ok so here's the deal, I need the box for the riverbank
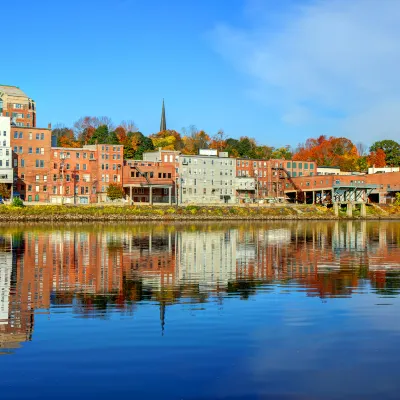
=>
[0,203,400,221]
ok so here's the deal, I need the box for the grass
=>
[0,204,337,221]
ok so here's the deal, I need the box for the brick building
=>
[122,159,175,204]
[236,158,316,202]
[11,126,52,201]
[285,171,400,204]
[0,85,36,128]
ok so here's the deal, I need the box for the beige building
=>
[0,85,36,128]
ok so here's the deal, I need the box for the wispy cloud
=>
[211,0,400,144]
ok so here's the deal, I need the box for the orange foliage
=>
[58,136,81,148]
[367,148,386,167]
[293,135,359,170]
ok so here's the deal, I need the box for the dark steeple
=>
[160,98,166,132]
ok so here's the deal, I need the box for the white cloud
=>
[211,0,400,143]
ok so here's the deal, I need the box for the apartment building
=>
[11,126,52,201]
[0,117,13,191]
[236,158,316,202]
[0,85,36,128]
[178,149,236,204]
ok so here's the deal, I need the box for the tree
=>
[271,146,293,160]
[150,130,183,150]
[356,156,369,172]
[370,140,400,167]
[120,120,138,133]
[0,183,11,199]
[293,135,359,170]
[106,184,125,201]
[181,126,211,154]
[367,148,386,168]
[209,129,227,152]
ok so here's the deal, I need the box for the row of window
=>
[182,168,234,176]
[13,146,45,154]
[13,131,45,140]
[183,179,233,186]
[182,158,234,166]
[182,188,234,195]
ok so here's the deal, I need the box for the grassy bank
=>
[0,203,399,221]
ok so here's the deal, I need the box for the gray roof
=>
[0,85,28,97]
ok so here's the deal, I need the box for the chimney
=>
[48,123,52,129]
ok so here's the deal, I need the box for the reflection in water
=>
[0,221,399,354]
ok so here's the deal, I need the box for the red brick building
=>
[11,126,52,201]
[236,158,316,202]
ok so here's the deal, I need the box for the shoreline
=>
[0,204,399,221]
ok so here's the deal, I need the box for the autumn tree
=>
[293,135,359,170]
[181,126,211,154]
[370,140,400,167]
[0,183,11,199]
[209,129,227,152]
[123,131,154,159]
[106,183,125,201]
[367,148,386,168]
[150,130,183,150]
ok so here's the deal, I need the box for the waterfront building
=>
[11,125,52,202]
[122,159,175,204]
[0,85,36,128]
[0,117,13,194]
[178,149,236,204]
[236,158,316,202]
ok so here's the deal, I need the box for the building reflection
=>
[0,221,400,351]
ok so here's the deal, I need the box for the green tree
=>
[271,146,293,160]
[106,184,125,201]
[88,125,109,145]
[370,140,400,167]
[356,156,369,172]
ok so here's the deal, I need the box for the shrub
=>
[106,184,125,201]
[12,197,24,207]
[394,192,400,206]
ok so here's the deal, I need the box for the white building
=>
[0,117,13,193]
[178,149,237,204]
[368,167,400,174]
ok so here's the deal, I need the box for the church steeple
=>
[160,99,166,132]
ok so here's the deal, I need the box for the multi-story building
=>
[236,158,316,202]
[0,85,36,128]
[178,149,236,204]
[0,117,13,194]
[11,126,52,202]
[122,159,175,204]
[49,146,98,204]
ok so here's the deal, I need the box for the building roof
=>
[0,85,28,98]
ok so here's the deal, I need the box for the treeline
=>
[53,116,400,171]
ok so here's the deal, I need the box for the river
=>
[0,221,399,399]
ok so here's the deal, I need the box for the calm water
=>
[0,221,400,399]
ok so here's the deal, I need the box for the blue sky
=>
[2,0,399,147]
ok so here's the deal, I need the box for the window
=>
[28,185,32,192]
[19,132,23,138]
[76,164,80,170]
[13,132,18,139]
[29,133,32,140]
[83,152,87,159]
[83,164,87,170]
[44,175,47,182]
[29,147,33,154]
[53,174,57,181]
[36,133,40,140]
[13,159,17,167]
[40,133,44,140]
[53,186,57,194]
[304,163,308,169]
[76,152,80,159]
[19,146,22,153]
[41,148,44,155]
[298,163,302,169]
[36,148,40,154]
[35,185,40,192]
[43,185,47,192]
[287,162,291,168]
[36,175,40,182]
[292,162,297,168]
[310,163,314,170]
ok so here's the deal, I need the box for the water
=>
[0,221,400,400]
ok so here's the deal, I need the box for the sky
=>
[2,0,399,148]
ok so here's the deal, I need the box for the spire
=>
[160,98,166,132]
